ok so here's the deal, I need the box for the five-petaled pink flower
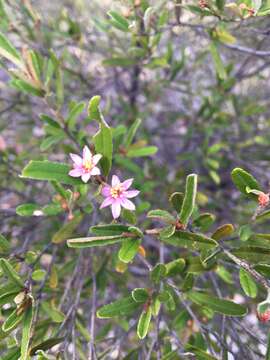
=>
[69,146,102,183]
[100,175,140,219]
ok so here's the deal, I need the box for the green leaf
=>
[127,146,158,158]
[42,204,63,216]
[232,246,270,263]
[52,214,83,244]
[122,208,137,224]
[239,224,252,242]
[256,209,270,223]
[30,338,64,356]
[157,290,171,303]
[0,259,24,288]
[32,269,46,282]
[40,135,64,151]
[88,96,113,175]
[88,95,102,121]
[67,235,131,249]
[160,230,217,250]
[147,209,175,224]
[11,79,45,97]
[182,273,194,292]
[131,288,149,303]
[93,118,113,177]
[186,256,214,274]
[2,347,21,360]
[239,268,258,298]
[42,302,65,323]
[151,296,161,316]
[16,203,40,216]
[124,119,141,147]
[2,308,23,332]
[0,31,22,67]
[231,168,260,199]
[40,114,61,128]
[118,238,140,263]
[150,263,167,283]
[169,192,184,213]
[67,101,85,129]
[179,174,198,225]
[214,28,236,44]
[193,213,216,231]
[21,161,82,185]
[0,234,10,252]
[185,344,218,360]
[20,302,34,360]
[216,265,233,284]
[216,0,225,11]
[137,307,152,339]
[97,295,140,318]
[0,290,20,307]
[90,224,130,236]
[108,10,129,32]
[212,223,234,241]
[128,226,143,238]
[160,225,176,238]
[160,350,179,360]
[165,258,186,277]
[188,291,247,316]
[254,264,270,278]
[209,41,227,80]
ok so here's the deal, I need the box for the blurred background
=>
[1,0,270,358]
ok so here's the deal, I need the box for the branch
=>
[223,43,270,57]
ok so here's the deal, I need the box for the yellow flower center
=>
[110,185,123,199]
[83,159,93,171]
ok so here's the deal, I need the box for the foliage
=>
[1,0,270,358]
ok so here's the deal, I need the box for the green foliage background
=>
[1,0,270,358]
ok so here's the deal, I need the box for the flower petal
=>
[92,154,102,165]
[70,153,83,166]
[83,146,92,161]
[101,185,111,197]
[100,197,114,209]
[112,175,120,187]
[121,178,133,190]
[81,173,91,183]
[69,168,83,177]
[124,190,140,198]
[90,166,101,176]
[111,201,121,219]
[120,198,135,211]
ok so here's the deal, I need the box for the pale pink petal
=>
[124,190,140,198]
[112,175,120,187]
[70,153,83,166]
[101,185,111,197]
[100,197,114,209]
[69,168,83,177]
[111,201,121,219]
[83,146,92,161]
[92,154,102,165]
[90,166,101,176]
[120,198,135,211]
[121,178,133,190]
[81,173,91,183]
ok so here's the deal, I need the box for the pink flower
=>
[100,175,140,219]
[69,146,102,183]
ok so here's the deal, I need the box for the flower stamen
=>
[110,185,123,199]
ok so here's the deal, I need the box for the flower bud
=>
[257,299,270,322]
[258,192,269,207]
